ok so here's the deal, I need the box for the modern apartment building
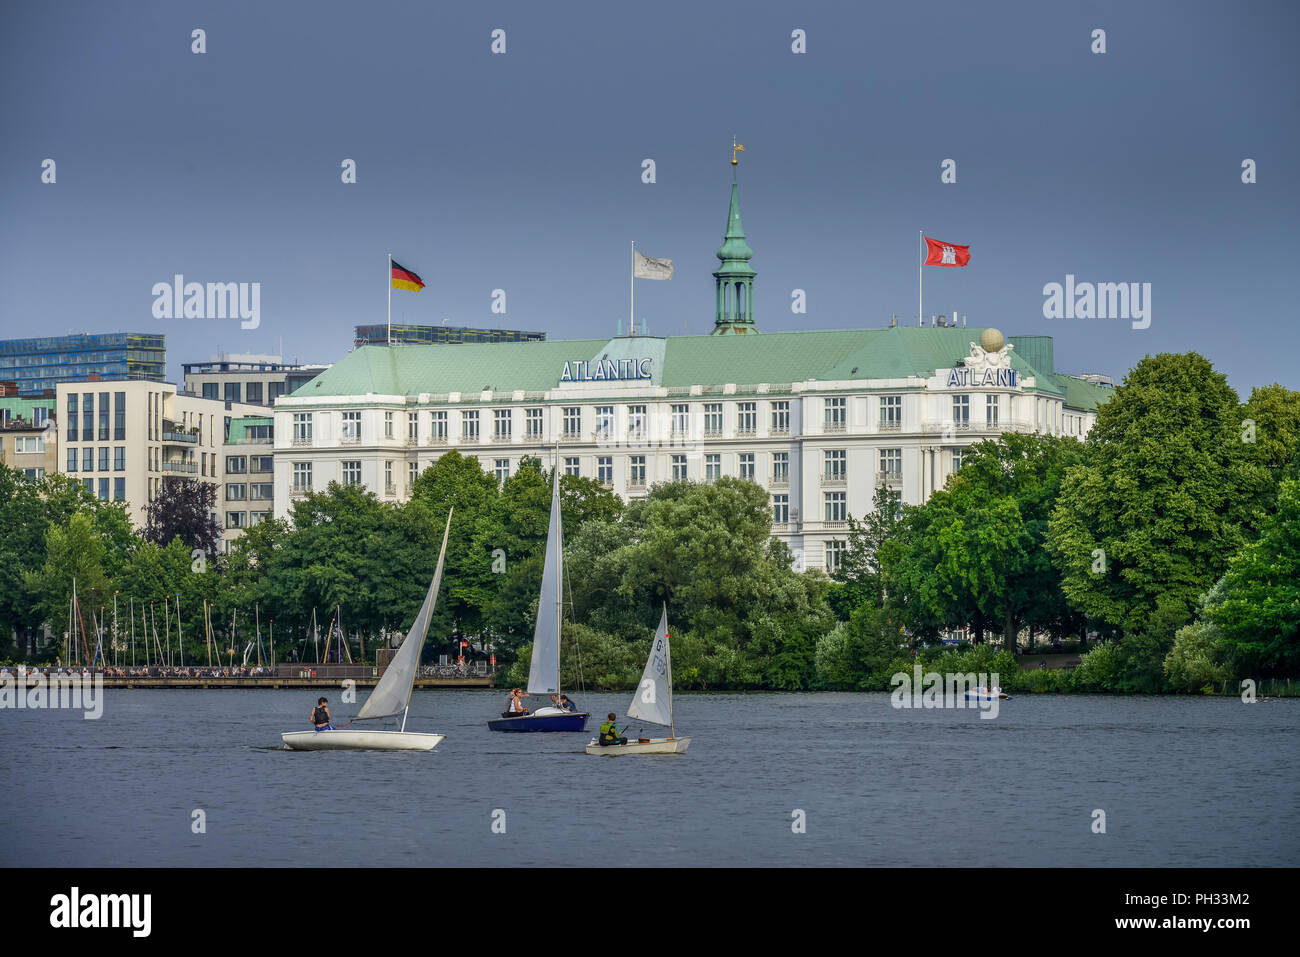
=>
[221,416,274,552]
[182,353,327,408]
[0,333,165,396]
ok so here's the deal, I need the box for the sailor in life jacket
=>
[311,697,334,731]
[599,713,627,746]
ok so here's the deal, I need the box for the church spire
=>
[712,146,757,335]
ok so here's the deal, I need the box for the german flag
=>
[391,260,425,292]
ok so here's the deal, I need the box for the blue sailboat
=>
[488,468,589,733]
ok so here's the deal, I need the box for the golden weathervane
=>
[731,135,745,166]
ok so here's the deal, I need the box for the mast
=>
[113,593,118,667]
[164,596,171,667]
[175,595,184,667]
[130,598,135,667]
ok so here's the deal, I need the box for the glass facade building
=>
[354,323,546,346]
[0,333,166,395]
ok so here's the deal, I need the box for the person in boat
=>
[502,687,531,719]
[598,713,627,747]
[559,694,578,713]
[310,697,334,731]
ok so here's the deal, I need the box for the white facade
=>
[271,361,1100,572]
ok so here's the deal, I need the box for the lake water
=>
[2,689,1296,867]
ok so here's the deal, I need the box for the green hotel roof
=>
[289,326,1114,412]
[226,415,272,444]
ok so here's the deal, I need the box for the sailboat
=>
[586,605,689,755]
[281,509,454,751]
[487,467,589,732]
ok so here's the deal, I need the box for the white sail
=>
[355,508,452,721]
[627,605,672,727]
[527,469,563,695]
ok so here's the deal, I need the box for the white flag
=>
[634,250,673,280]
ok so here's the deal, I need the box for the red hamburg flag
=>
[923,237,971,267]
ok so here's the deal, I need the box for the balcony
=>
[161,460,198,475]
[341,432,362,445]
[428,434,448,446]
[161,430,198,445]
[290,485,313,498]
[824,422,847,434]
[821,474,847,487]
[737,426,757,437]
[771,476,789,488]
[291,436,312,447]
[877,470,903,485]
[879,420,902,432]
[384,483,398,497]
[770,426,790,436]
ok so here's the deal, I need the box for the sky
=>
[1,0,1297,395]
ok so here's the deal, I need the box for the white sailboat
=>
[586,604,690,755]
[281,510,453,751]
[488,466,589,732]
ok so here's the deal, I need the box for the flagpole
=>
[630,241,635,338]
[919,230,923,327]
[387,253,392,346]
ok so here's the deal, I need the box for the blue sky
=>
[2,0,1297,394]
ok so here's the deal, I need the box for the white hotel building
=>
[272,183,1112,571]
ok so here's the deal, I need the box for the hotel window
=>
[671,454,688,481]
[113,478,125,501]
[245,381,263,404]
[771,401,790,434]
[952,448,965,472]
[82,392,93,441]
[408,412,420,443]
[880,448,902,476]
[227,511,247,529]
[227,483,247,501]
[384,461,394,491]
[595,406,615,440]
[384,411,394,438]
[341,411,361,442]
[705,453,721,482]
[249,511,268,526]
[597,456,613,485]
[493,409,512,440]
[226,456,247,473]
[430,411,447,442]
[772,451,789,485]
[772,494,789,525]
[882,488,903,521]
[737,402,757,435]
[739,453,755,481]
[225,382,241,403]
[292,413,312,444]
[564,456,581,477]
[98,478,109,501]
[703,403,723,436]
[99,392,109,440]
[824,492,847,522]
[82,447,94,472]
[67,393,77,441]
[880,395,902,430]
[292,462,312,491]
[952,395,970,428]
[250,455,273,473]
[408,461,419,488]
[525,408,544,439]
[461,410,480,441]
[824,449,846,481]
[341,461,361,486]
[627,405,647,441]
[495,458,511,483]
[67,448,77,472]
[563,407,582,438]
[825,539,847,572]
[825,396,846,432]
[202,383,219,400]
[986,395,999,427]
[114,447,125,471]
[670,404,689,438]
[114,392,126,440]
[250,483,273,501]
[629,455,646,487]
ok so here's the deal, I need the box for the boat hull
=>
[964,692,1011,702]
[281,729,445,751]
[585,736,691,755]
[487,711,589,733]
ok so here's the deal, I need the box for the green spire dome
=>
[712,180,758,334]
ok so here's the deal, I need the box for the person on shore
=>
[310,697,333,731]
[598,713,627,746]
[559,695,578,713]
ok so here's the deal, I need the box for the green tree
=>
[22,512,111,662]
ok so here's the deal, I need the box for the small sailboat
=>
[586,605,689,755]
[281,510,454,751]
[488,467,589,733]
